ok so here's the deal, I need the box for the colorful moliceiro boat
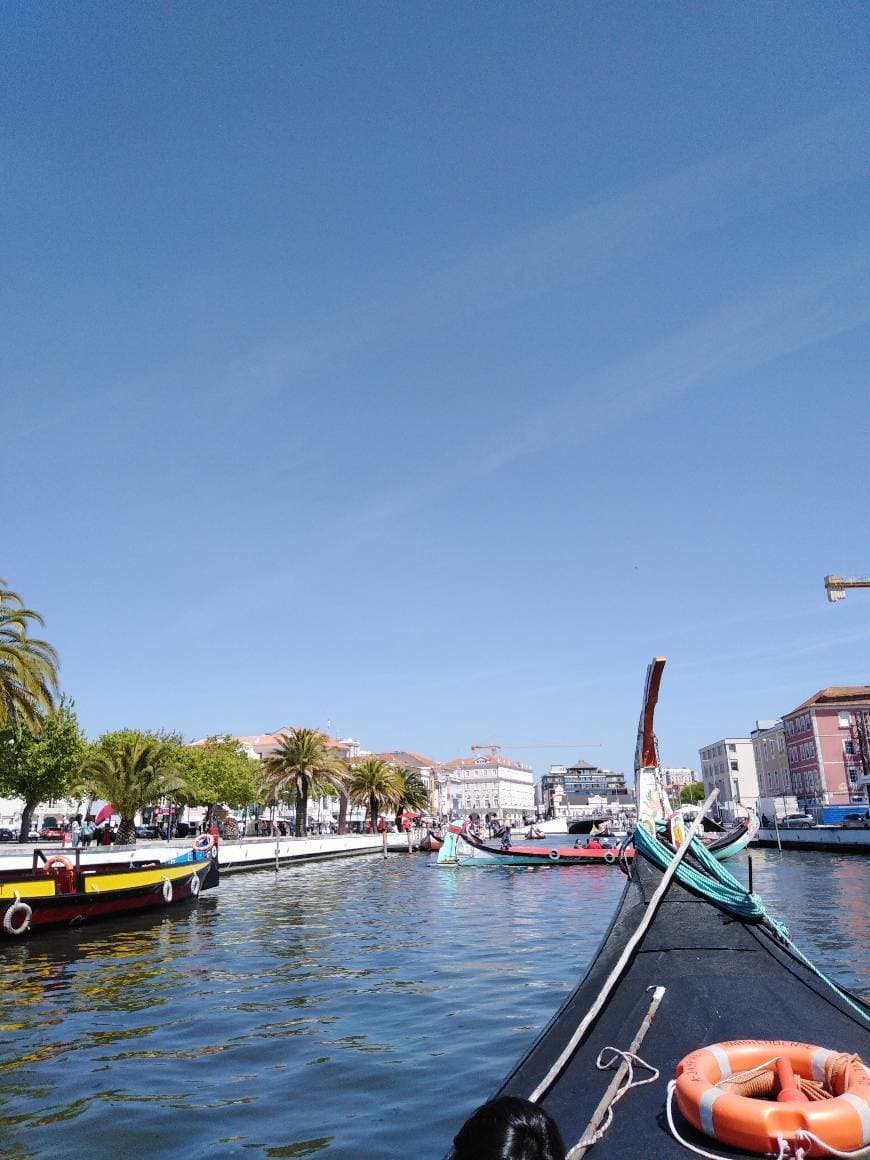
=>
[437,826,634,867]
[0,838,219,937]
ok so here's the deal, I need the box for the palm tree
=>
[393,767,431,826]
[0,581,59,733]
[260,728,347,837]
[346,757,402,833]
[78,737,190,844]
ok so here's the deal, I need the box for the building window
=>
[844,740,855,756]
[730,761,738,771]
[727,744,736,753]
[838,712,850,729]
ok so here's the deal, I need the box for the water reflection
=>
[0,850,866,1158]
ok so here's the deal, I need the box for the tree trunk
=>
[370,793,378,832]
[19,801,37,844]
[295,788,306,837]
[337,790,349,834]
[116,817,137,845]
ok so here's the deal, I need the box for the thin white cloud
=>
[336,250,870,537]
[230,97,870,399]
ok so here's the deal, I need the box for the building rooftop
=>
[786,687,870,715]
[443,755,532,772]
[374,750,439,769]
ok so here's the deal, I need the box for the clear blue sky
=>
[4,2,869,778]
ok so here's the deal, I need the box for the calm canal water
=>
[0,848,867,1159]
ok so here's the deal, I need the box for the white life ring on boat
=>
[604,851,616,863]
[548,849,560,861]
[193,833,215,854]
[162,877,173,903]
[190,872,201,897]
[3,894,32,936]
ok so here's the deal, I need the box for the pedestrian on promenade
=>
[70,815,82,848]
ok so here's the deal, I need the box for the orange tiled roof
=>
[786,686,870,715]
[443,755,530,770]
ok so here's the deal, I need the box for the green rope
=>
[634,825,870,1025]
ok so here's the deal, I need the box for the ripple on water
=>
[0,850,866,1158]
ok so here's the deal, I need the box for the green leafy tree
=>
[392,767,431,823]
[680,781,705,805]
[78,734,191,844]
[0,580,59,732]
[260,728,347,837]
[179,736,260,828]
[0,698,86,841]
[346,757,402,832]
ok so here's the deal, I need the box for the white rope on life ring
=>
[549,849,560,861]
[189,872,201,897]
[162,877,173,903]
[3,892,32,936]
[604,851,616,863]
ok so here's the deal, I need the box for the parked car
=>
[779,813,816,829]
[0,827,15,842]
[135,825,160,840]
[841,810,870,830]
[39,816,67,841]
[27,828,40,842]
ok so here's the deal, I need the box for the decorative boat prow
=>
[635,655,669,837]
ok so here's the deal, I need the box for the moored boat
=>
[446,658,869,1158]
[437,825,633,868]
[0,839,219,937]
[419,829,444,852]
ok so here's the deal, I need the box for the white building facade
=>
[698,737,760,818]
[443,755,535,822]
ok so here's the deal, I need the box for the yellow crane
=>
[824,575,870,602]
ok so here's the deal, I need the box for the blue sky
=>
[3,2,869,777]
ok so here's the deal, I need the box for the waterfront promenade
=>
[754,825,870,854]
[0,830,417,874]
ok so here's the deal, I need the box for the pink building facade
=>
[783,687,870,807]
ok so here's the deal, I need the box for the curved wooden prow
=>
[635,657,666,773]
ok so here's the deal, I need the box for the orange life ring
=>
[44,855,74,875]
[192,833,215,853]
[675,1040,870,1157]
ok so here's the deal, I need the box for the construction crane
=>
[824,575,870,603]
[470,742,601,754]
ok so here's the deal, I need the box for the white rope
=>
[793,1130,870,1158]
[665,1081,747,1160]
[667,1082,870,1160]
[566,1048,659,1157]
[528,790,718,1103]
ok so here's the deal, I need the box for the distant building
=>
[750,720,791,800]
[698,738,759,818]
[661,767,699,791]
[373,751,441,814]
[540,760,631,817]
[782,687,870,806]
[442,754,535,822]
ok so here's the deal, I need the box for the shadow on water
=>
[0,850,865,1158]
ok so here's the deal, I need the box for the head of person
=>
[452,1096,566,1160]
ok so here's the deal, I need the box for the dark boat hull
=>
[567,816,613,835]
[460,854,869,1157]
[0,853,218,936]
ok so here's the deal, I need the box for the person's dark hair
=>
[452,1096,566,1160]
